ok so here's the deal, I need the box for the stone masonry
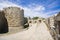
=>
[3,7,24,28]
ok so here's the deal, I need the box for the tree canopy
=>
[32,17,39,20]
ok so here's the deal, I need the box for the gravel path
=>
[0,22,54,40]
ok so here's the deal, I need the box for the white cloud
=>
[0,1,47,18]
[32,6,45,12]
[28,3,45,12]
[0,0,23,10]
[23,6,47,18]
[0,0,59,18]
[23,3,47,18]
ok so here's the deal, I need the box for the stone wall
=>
[45,13,60,40]
[3,7,24,28]
[0,11,8,33]
[55,13,60,40]
[49,16,55,28]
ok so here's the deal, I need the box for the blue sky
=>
[0,0,60,18]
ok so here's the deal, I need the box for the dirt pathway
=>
[0,22,54,40]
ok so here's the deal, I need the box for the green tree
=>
[32,17,39,20]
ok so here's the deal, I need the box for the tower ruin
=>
[3,7,24,29]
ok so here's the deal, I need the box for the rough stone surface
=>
[3,7,24,28]
[45,13,60,40]
[0,11,8,33]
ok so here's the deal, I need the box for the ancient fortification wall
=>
[3,7,24,28]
